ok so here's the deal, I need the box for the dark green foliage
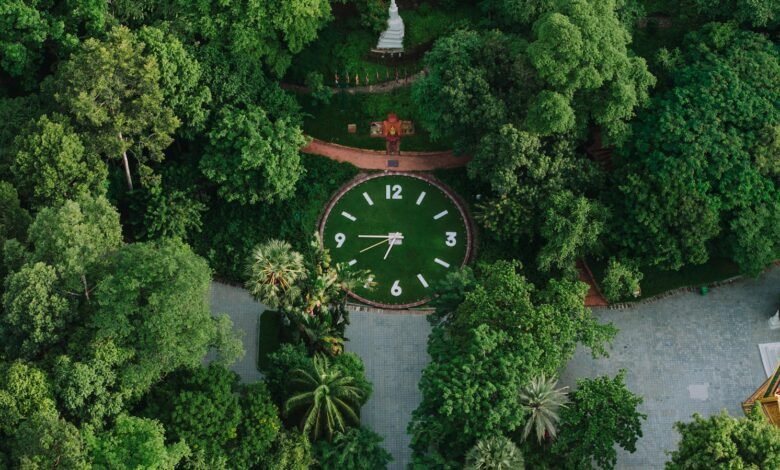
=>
[0,361,57,436]
[690,0,779,27]
[195,154,358,281]
[0,95,44,179]
[409,261,615,464]
[314,427,392,470]
[614,23,780,275]
[552,371,646,469]
[11,410,90,469]
[0,181,31,247]
[667,409,780,469]
[140,364,281,469]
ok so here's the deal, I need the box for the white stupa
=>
[376,0,405,50]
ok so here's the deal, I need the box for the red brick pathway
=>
[302,137,607,307]
[302,138,471,171]
[577,259,609,307]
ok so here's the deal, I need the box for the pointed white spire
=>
[377,0,405,50]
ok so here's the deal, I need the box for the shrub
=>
[601,258,643,302]
[314,427,392,470]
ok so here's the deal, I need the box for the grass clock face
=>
[321,173,471,308]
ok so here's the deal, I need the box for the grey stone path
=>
[210,268,780,470]
[345,311,432,470]
[560,267,780,469]
[209,282,265,383]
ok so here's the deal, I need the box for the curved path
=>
[302,138,470,171]
[283,70,424,95]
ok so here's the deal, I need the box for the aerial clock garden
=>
[0,0,777,468]
[321,173,471,307]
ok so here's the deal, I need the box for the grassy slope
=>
[298,88,447,151]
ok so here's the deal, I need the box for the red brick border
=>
[319,171,476,310]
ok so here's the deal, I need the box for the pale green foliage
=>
[12,114,106,207]
[267,431,314,470]
[519,374,569,443]
[0,361,56,435]
[49,25,179,189]
[245,239,307,309]
[85,414,189,469]
[27,195,122,295]
[667,409,780,469]
[464,435,524,470]
[468,125,541,196]
[537,190,605,273]
[12,410,90,469]
[137,25,211,137]
[1,263,75,359]
[526,90,575,135]
[201,105,306,204]
[601,258,643,302]
[170,0,332,78]
[314,427,392,470]
[285,355,367,441]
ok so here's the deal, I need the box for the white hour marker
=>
[416,192,427,205]
[341,211,356,221]
[417,274,429,288]
[385,184,402,199]
[391,280,402,297]
[348,259,357,266]
[433,210,448,220]
[362,192,374,206]
[434,258,450,268]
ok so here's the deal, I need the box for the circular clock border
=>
[318,171,475,310]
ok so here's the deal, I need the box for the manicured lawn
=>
[322,175,469,306]
[298,88,447,151]
[589,256,741,302]
[257,310,283,371]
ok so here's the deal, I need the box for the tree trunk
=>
[118,132,134,190]
[82,274,90,302]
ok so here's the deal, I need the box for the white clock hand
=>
[360,237,390,253]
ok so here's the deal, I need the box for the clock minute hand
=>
[358,235,391,238]
[359,237,390,253]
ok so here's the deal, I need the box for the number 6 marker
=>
[391,280,402,297]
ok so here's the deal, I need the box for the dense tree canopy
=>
[11,114,107,207]
[614,23,780,275]
[410,261,615,465]
[201,105,307,205]
[48,26,179,190]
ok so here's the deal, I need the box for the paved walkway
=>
[560,267,780,469]
[210,268,779,469]
[345,310,432,469]
[302,138,470,171]
[209,282,265,383]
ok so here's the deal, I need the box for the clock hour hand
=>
[358,235,391,239]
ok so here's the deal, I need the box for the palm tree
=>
[465,436,524,470]
[245,239,306,309]
[518,374,569,443]
[284,355,366,441]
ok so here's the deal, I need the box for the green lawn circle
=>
[320,173,471,308]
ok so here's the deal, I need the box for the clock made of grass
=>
[320,172,473,308]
